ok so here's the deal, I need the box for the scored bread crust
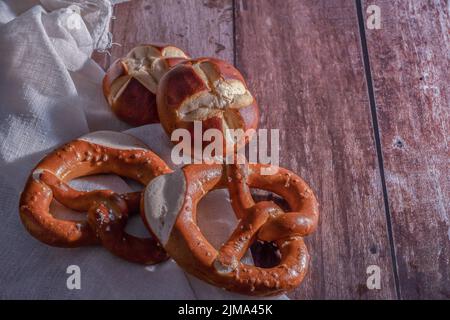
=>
[103,44,189,126]
[157,57,259,157]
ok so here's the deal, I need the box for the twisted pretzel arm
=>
[142,163,319,295]
[20,131,171,265]
[247,165,319,241]
[214,202,270,272]
[39,171,141,215]
[225,162,255,219]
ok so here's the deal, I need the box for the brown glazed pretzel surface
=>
[157,57,259,158]
[142,163,319,296]
[19,131,171,265]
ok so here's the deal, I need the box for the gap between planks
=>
[355,0,401,300]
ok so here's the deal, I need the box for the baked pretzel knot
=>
[142,163,319,296]
[19,131,171,265]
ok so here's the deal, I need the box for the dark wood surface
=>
[93,0,449,299]
[363,0,450,299]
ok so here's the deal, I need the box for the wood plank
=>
[235,0,397,299]
[363,0,450,299]
[93,0,234,70]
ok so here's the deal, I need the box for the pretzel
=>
[141,163,319,295]
[19,131,171,265]
[103,44,189,126]
[157,57,259,158]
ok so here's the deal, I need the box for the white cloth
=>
[0,0,287,299]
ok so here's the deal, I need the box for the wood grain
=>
[92,0,450,299]
[363,0,450,299]
[93,0,234,70]
[235,0,397,299]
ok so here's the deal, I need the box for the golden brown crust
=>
[157,58,260,157]
[19,132,172,264]
[145,163,319,296]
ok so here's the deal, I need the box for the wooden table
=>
[93,0,449,299]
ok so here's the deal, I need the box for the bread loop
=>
[142,162,319,295]
[20,131,171,264]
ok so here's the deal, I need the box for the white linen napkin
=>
[0,0,287,299]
